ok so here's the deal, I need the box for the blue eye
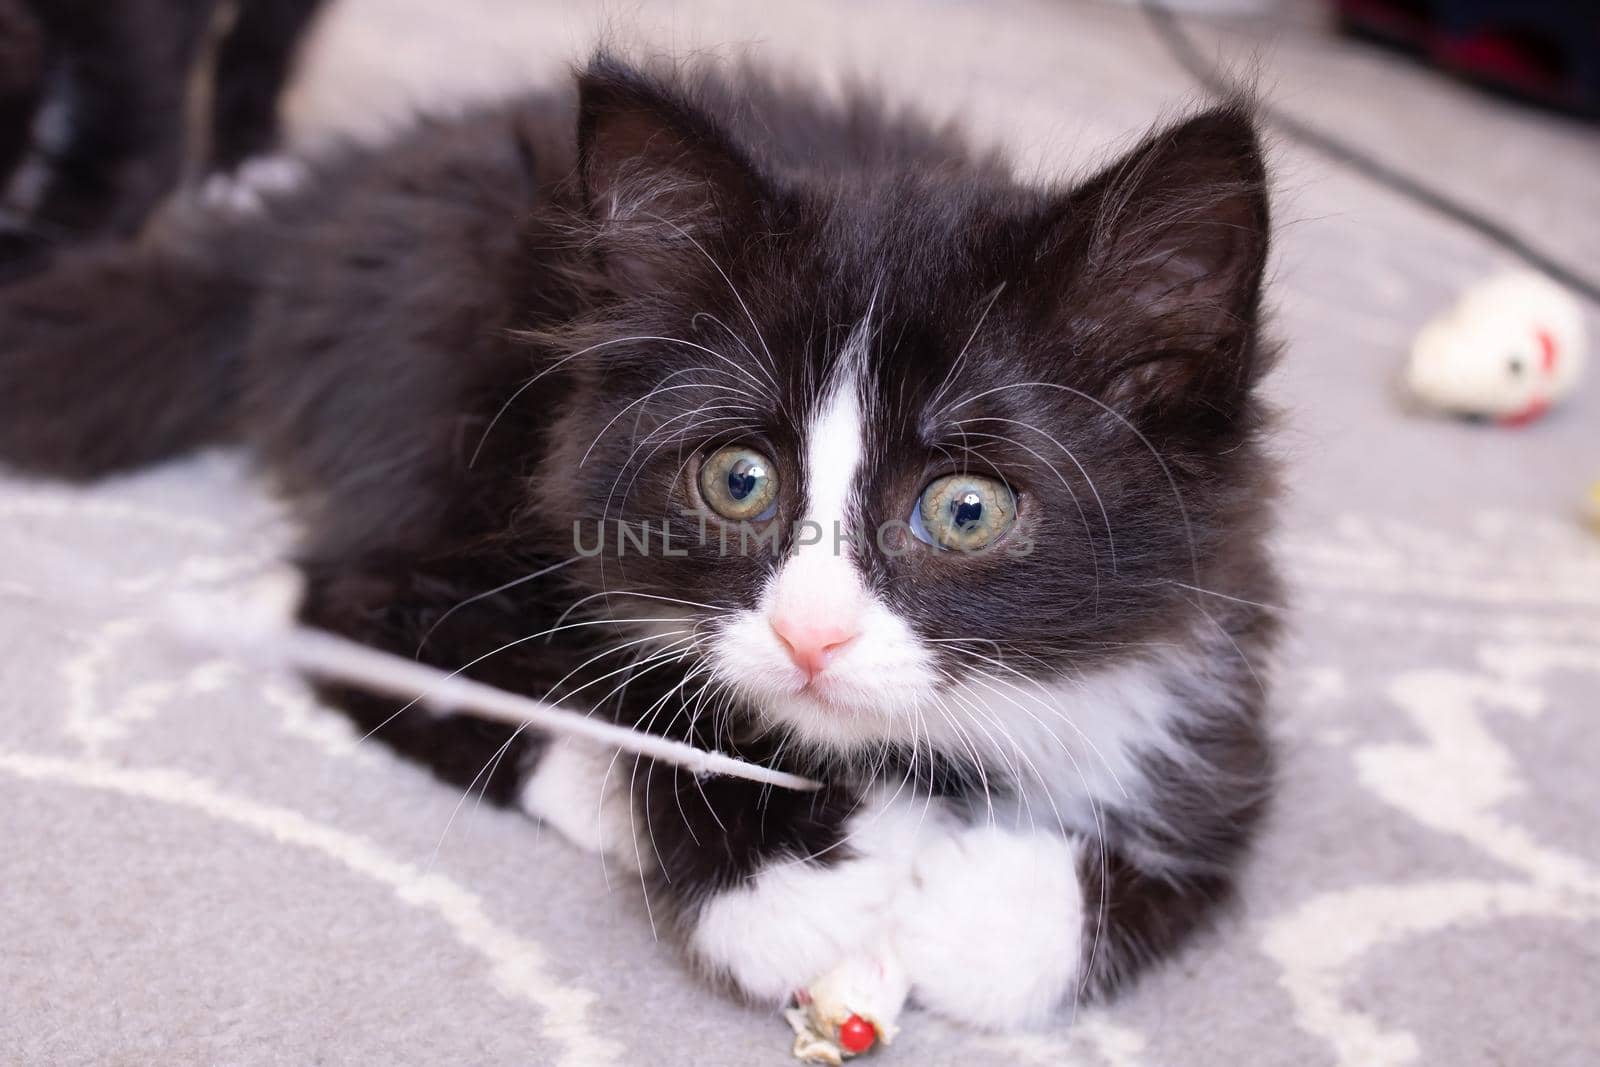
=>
[910,474,1016,551]
[699,446,779,521]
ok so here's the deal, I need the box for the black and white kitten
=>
[0,56,1279,1029]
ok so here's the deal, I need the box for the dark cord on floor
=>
[1139,0,1600,307]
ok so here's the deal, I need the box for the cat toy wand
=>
[159,589,823,793]
[14,527,819,793]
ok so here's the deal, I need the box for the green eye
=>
[911,474,1016,552]
[699,446,779,521]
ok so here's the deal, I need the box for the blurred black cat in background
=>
[0,0,322,279]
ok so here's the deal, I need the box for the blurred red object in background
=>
[1335,0,1599,115]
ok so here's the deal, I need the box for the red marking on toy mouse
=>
[1536,327,1558,374]
[1498,397,1550,427]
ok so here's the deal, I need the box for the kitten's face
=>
[548,65,1272,758]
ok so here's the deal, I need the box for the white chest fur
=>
[930,637,1216,835]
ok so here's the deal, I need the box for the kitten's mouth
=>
[789,677,867,715]
[792,679,836,705]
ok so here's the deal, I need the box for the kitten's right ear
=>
[1027,102,1271,428]
[577,58,764,285]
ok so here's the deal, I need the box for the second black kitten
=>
[0,0,323,279]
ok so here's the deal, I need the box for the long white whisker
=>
[927,282,1006,414]
[947,379,1200,586]
[946,428,1104,608]
[643,212,780,392]
[581,383,759,468]
[945,646,1129,799]
[471,332,773,470]
[355,616,690,745]
[551,588,724,632]
[413,557,582,658]
[541,631,700,706]
[956,415,1118,573]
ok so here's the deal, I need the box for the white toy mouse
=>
[1406,272,1587,425]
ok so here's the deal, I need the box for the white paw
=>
[692,852,902,1005]
[236,155,308,195]
[893,824,1084,1027]
[691,793,930,1004]
[201,155,309,217]
[686,791,1087,1053]
[518,737,643,871]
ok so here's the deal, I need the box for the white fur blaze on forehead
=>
[801,383,864,551]
[764,370,868,623]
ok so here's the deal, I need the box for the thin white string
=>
[7,530,821,793]
[170,604,821,793]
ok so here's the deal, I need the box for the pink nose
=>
[770,614,860,681]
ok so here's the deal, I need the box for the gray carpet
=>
[3,1,1598,1064]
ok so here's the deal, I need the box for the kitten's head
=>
[540,59,1275,763]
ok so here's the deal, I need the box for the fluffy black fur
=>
[0,56,1280,1005]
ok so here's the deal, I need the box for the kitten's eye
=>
[910,474,1016,552]
[699,446,779,521]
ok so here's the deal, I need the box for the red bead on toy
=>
[838,1014,875,1054]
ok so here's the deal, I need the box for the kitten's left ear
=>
[1045,103,1271,418]
[576,58,765,285]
